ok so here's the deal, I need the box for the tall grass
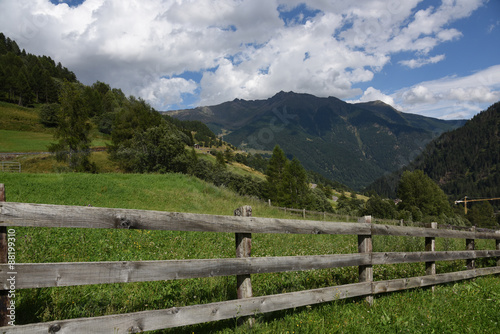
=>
[0,172,498,333]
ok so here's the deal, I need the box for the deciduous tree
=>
[49,81,95,172]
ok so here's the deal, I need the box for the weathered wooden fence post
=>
[0,184,9,326]
[466,226,476,270]
[496,230,500,267]
[358,215,373,305]
[425,222,437,292]
[234,205,254,326]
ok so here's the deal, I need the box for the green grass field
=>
[0,129,54,152]
[1,172,499,333]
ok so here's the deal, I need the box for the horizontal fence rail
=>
[0,195,499,333]
[1,202,499,239]
[1,250,499,290]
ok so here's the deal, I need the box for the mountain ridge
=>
[165,91,466,189]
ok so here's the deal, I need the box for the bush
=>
[39,103,60,127]
[114,124,192,173]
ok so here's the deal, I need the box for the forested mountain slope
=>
[168,91,465,189]
[367,102,500,202]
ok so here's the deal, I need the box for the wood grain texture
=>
[371,250,500,265]
[2,202,499,239]
[373,267,500,294]
[2,266,499,334]
[1,250,498,289]
[0,254,371,289]
[0,282,372,333]
[0,202,369,235]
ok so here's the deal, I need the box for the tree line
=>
[0,32,77,106]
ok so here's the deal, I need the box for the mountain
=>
[166,91,465,189]
[367,101,500,201]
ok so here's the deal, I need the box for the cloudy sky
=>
[1,0,499,119]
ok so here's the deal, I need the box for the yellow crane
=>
[454,196,500,214]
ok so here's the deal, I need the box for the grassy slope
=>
[0,102,108,153]
[1,172,499,333]
[0,101,49,133]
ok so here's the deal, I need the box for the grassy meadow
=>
[0,102,498,333]
[1,172,499,333]
[0,130,54,153]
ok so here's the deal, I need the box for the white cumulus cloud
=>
[399,54,446,69]
[0,0,494,117]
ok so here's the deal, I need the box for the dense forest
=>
[367,103,499,201]
[0,32,77,106]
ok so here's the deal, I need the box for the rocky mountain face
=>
[167,91,465,189]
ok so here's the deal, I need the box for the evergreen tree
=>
[265,145,288,204]
[282,157,308,207]
[15,66,32,106]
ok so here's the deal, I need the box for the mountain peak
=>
[271,90,296,100]
[167,92,465,189]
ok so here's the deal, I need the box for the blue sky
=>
[1,0,499,119]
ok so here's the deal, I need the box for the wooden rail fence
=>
[0,185,499,333]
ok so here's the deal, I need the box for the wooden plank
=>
[371,224,500,240]
[0,254,371,289]
[497,232,500,266]
[466,226,475,270]
[3,266,499,334]
[425,222,437,278]
[357,216,373,305]
[372,250,500,265]
[0,282,373,334]
[373,267,500,294]
[0,202,370,235]
[234,205,254,326]
[1,250,496,290]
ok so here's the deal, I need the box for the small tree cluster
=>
[265,145,333,212]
